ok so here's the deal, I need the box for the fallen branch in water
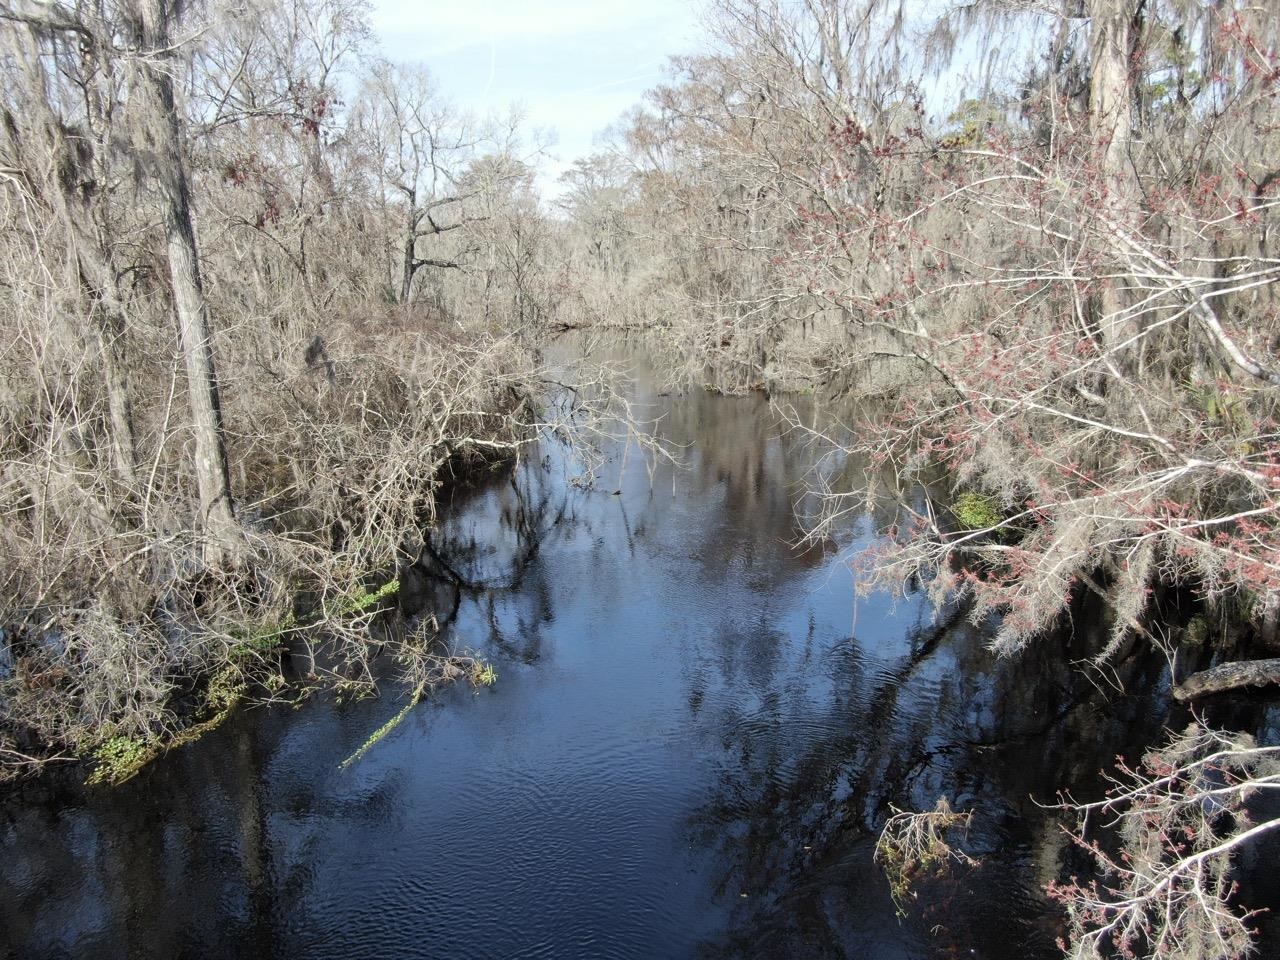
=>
[338,656,497,770]
[874,797,976,915]
[339,681,428,771]
[1173,659,1280,701]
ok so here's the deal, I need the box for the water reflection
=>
[0,358,1223,960]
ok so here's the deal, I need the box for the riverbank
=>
[0,319,543,784]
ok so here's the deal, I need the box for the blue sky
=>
[370,0,702,192]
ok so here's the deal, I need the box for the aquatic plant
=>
[950,492,1002,532]
[339,656,497,769]
[874,797,976,917]
[87,735,154,786]
[339,682,428,770]
[332,579,400,618]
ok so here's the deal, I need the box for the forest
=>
[2,1,1279,958]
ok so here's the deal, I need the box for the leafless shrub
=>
[1051,724,1280,960]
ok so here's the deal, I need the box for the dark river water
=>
[4,359,1268,959]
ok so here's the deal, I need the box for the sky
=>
[369,0,704,194]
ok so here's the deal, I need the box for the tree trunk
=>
[133,0,242,567]
[1173,659,1280,701]
[400,197,417,303]
[1089,0,1133,192]
[1261,592,1280,651]
[1089,0,1138,359]
[3,28,139,488]
[87,274,140,489]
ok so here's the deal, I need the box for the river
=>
[2,356,1268,959]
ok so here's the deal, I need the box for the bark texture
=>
[133,0,241,565]
[1173,659,1280,701]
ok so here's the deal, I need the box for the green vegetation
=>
[228,612,297,662]
[339,682,428,770]
[339,657,497,769]
[87,735,156,786]
[951,492,1003,531]
[333,579,401,618]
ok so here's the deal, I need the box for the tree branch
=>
[1174,659,1280,701]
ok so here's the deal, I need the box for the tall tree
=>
[131,0,242,566]
[1089,0,1141,357]
[357,61,481,304]
[0,4,139,487]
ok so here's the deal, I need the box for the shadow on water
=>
[2,353,1271,960]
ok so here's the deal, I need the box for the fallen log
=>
[1173,658,1280,701]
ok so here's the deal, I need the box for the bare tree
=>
[132,0,242,566]
[356,60,483,304]
[1,0,242,564]
[0,6,138,487]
